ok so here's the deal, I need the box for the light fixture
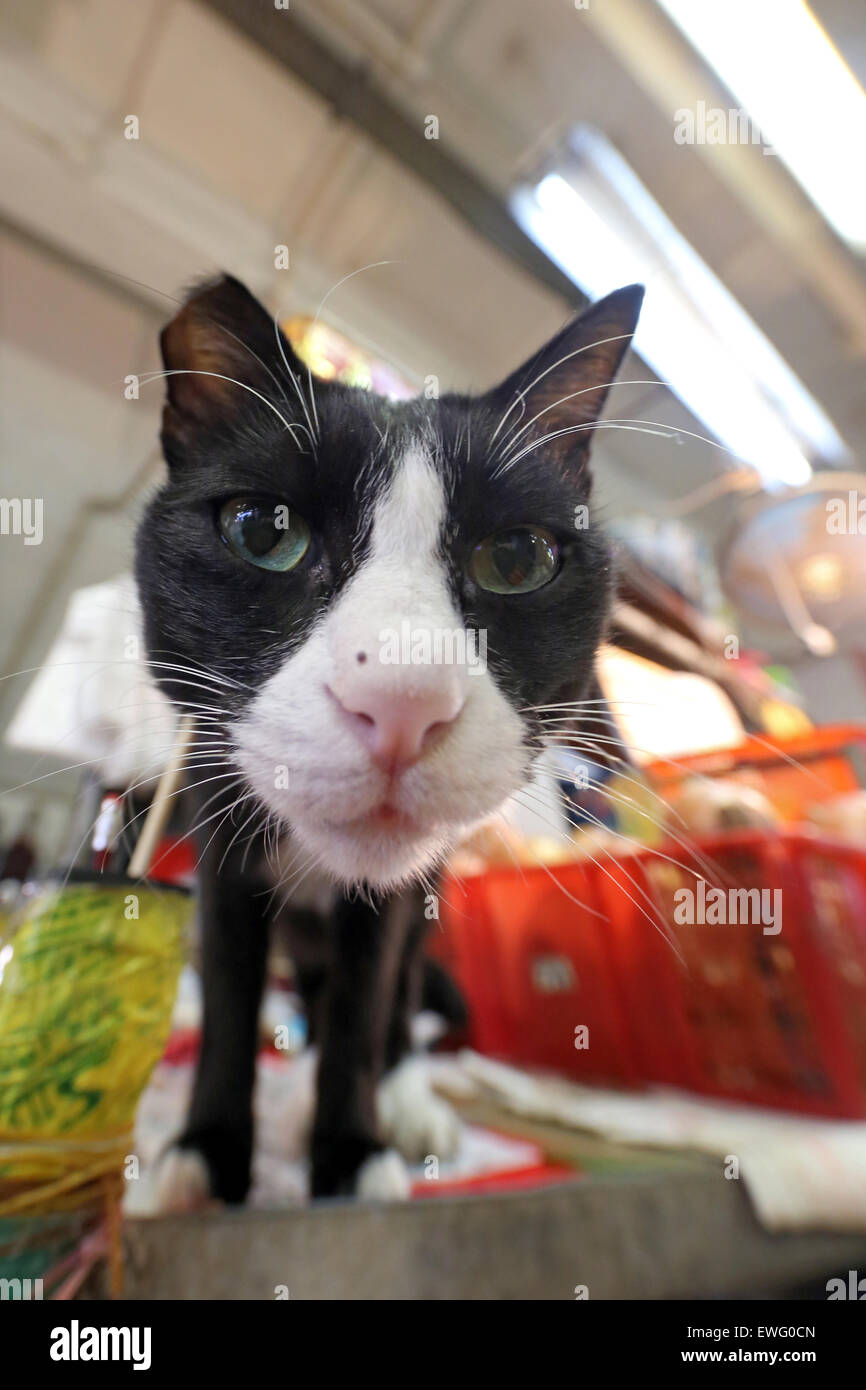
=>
[656,0,866,253]
[797,552,846,602]
[719,475,866,659]
[511,127,848,490]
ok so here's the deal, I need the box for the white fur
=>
[377,1055,461,1164]
[354,1148,412,1201]
[148,1147,211,1214]
[233,444,528,889]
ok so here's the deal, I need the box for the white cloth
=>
[457,1050,866,1234]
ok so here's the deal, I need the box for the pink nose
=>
[329,677,464,773]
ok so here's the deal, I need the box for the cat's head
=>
[135,275,642,890]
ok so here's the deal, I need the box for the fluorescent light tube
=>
[512,128,848,489]
[657,0,866,252]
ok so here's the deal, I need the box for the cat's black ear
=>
[486,284,644,466]
[159,274,308,443]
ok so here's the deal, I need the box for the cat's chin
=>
[286,815,453,892]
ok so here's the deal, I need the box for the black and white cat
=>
[135,274,643,1204]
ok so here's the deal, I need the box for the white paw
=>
[377,1055,461,1165]
[355,1148,411,1201]
[149,1147,212,1214]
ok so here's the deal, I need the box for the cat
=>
[134,273,643,1203]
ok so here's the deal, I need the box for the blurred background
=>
[1,0,866,1301]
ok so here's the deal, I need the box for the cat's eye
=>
[219,497,311,572]
[470,526,560,594]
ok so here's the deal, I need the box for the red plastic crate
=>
[436,829,866,1118]
[646,723,866,824]
[603,830,866,1116]
[434,858,641,1086]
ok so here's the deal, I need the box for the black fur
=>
[134,274,643,1200]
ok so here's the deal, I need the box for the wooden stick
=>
[126,714,196,880]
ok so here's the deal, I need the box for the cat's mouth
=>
[325,801,419,834]
[369,802,411,827]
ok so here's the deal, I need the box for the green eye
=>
[219,497,311,572]
[470,527,560,594]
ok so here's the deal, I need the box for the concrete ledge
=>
[115,1171,866,1300]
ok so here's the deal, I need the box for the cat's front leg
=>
[152,823,270,1212]
[310,892,411,1200]
[375,893,462,1166]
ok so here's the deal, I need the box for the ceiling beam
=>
[202,0,586,311]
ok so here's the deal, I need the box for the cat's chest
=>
[257,828,340,916]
